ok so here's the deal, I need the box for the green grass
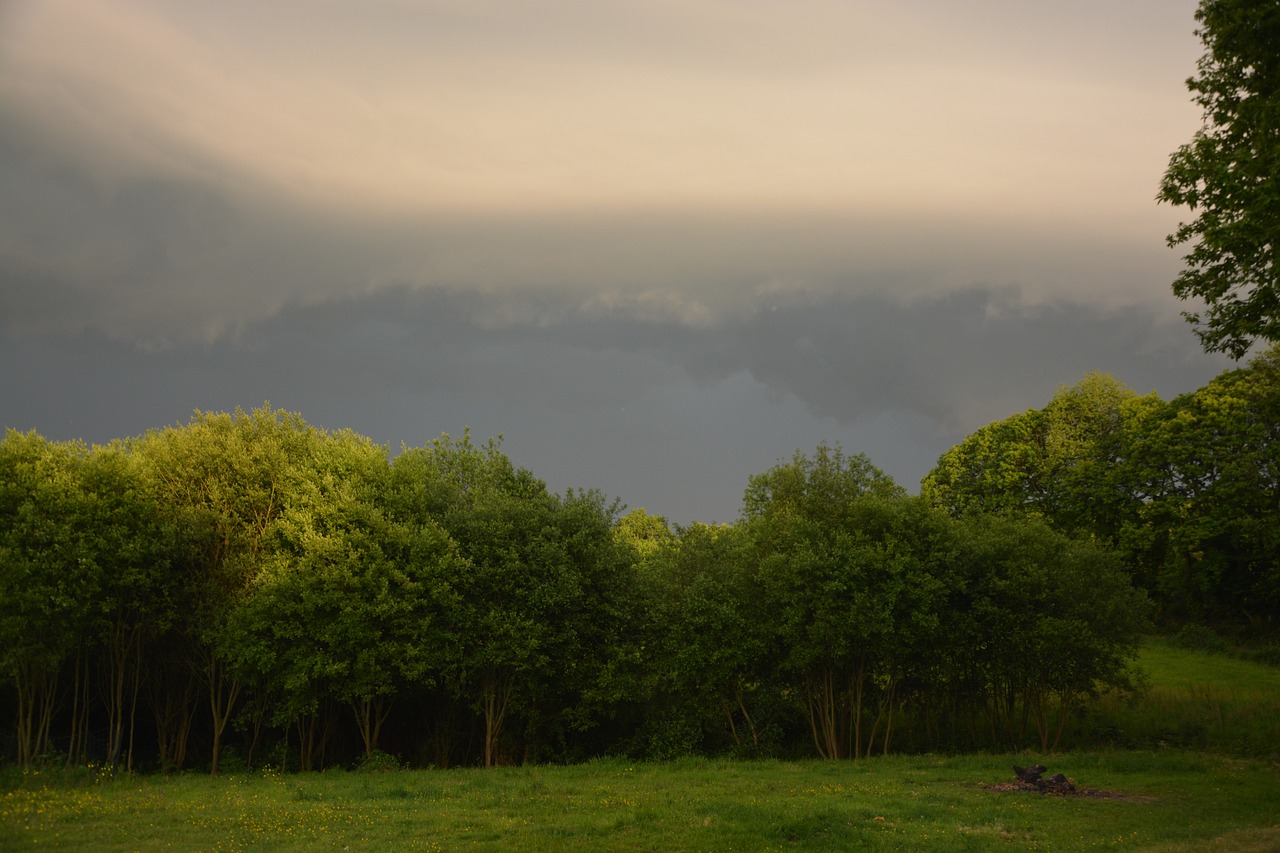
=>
[2,752,1277,851]
[1139,641,1280,694]
[1084,640,1280,757]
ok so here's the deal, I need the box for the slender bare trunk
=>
[244,692,269,771]
[803,688,829,760]
[296,708,337,771]
[850,654,868,759]
[66,648,90,767]
[871,676,898,757]
[298,714,319,771]
[354,696,394,757]
[482,677,511,768]
[152,663,197,772]
[881,691,897,757]
[106,622,147,772]
[14,662,59,767]
[1050,692,1077,752]
[206,654,242,775]
[804,667,851,759]
[126,642,143,772]
[723,700,740,747]
[735,686,761,756]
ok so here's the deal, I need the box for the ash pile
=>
[1011,764,1076,795]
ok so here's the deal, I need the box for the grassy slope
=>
[1138,641,1280,694]
[1083,641,1280,757]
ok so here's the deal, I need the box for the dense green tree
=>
[391,434,631,766]
[541,488,645,754]
[744,444,1150,758]
[391,434,543,766]
[135,405,324,774]
[613,508,675,566]
[743,443,905,522]
[77,444,181,771]
[1158,0,1280,357]
[226,430,462,765]
[922,373,1153,537]
[1121,347,1280,627]
[849,497,956,757]
[1,434,185,769]
[744,445,922,759]
[0,432,92,766]
[951,515,1151,751]
[924,358,1280,635]
[634,521,780,759]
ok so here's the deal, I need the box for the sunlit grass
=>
[2,751,1277,851]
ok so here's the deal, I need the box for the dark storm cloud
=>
[201,283,1227,435]
[1,281,1228,524]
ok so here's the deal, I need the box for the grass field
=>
[2,751,1277,851]
[2,642,1278,851]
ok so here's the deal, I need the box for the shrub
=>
[1168,623,1231,654]
[354,750,401,773]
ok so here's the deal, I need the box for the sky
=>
[0,0,1238,524]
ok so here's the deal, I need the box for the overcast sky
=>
[1,0,1236,523]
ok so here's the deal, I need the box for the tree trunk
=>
[298,714,319,772]
[126,646,143,772]
[65,647,90,767]
[723,700,741,748]
[850,655,868,759]
[205,654,242,775]
[14,662,59,767]
[104,620,143,771]
[151,663,197,773]
[244,691,271,771]
[862,663,901,758]
[481,676,511,768]
[804,667,854,760]
[354,695,394,757]
[297,704,338,771]
[735,686,761,757]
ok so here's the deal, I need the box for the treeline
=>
[923,345,1280,634]
[3,348,1276,772]
[2,409,1151,772]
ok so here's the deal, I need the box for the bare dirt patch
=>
[982,780,1154,802]
[982,765,1155,801]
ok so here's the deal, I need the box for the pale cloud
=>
[2,0,1201,217]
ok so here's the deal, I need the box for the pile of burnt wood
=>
[1012,764,1076,794]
